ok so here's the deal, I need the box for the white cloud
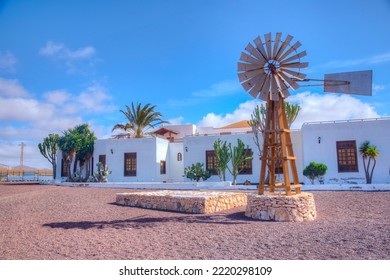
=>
[39,41,97,73]
[39,41,65,56]
[67,46,95,59]
[167,116,184,125]
[317,50,390,69]
[0,78,115,141]
[44,90,72,105]
[44,85,116,114]
[77,84,115,112]
[0,97,55,122]
[371,52,390,64]
[0,51,17,73]
[40,41,96,60]
[0,78,116,168]
[372,84,386,92]
[197,99,260,127]
[197,92,380,129]
[0,77,29,97]
[287,92,380,128]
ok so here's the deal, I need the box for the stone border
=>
[245,192,317,222]
[116,190,247,214]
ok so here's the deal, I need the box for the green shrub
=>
[184,163,211,182]
[303,162,328,184]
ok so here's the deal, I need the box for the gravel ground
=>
[0,184,389,260]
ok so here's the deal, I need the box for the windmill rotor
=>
[238,32,308,101]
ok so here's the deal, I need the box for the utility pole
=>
[19,142,26,176]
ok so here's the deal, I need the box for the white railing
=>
[302,117,390,126]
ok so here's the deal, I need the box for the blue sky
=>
[1,0,390,168]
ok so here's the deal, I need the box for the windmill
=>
[238,32,372,196]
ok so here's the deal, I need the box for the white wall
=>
[292,130,304,182]
[183,133,260,184]
[94,137,169,182]
[183,131,304,185]
[167,142,184,182]
[301,118,390,184]
[156,137,169,182]
[56,118,390,184]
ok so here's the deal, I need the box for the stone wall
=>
[116,190,247,214]
[245,192,316,222]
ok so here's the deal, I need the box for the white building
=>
[56,117,390,184]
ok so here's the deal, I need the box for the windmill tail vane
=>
[238,32,308,102]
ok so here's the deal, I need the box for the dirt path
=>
[1,184,389,260]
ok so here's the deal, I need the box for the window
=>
[99,154,106,168]
[239,149,253,175]
[336,141,358,172]
[206,150,218,175]
[124,153,137,176]
[177,152,182,161]
[160,160,166,174]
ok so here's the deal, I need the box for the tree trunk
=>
[368,158,376,184]
[52,163,56,180]
[67,160,72,181]
[362,157,369,184]
[85,158,90,181]
[73,158,78,176]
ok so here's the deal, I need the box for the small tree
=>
[213,139,231,181]
[248,102,301,157]
[248,104,267,158]
[58,124,96,181]
[303,162,328,184]
[184,163,211,182]
[227,139,253,185]
[359,141,379,184]
[38,133,60,179]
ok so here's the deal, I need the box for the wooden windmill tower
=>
[238,32,372,196]
[238,32,306,196]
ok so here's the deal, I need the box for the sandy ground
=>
[0,184,389,260]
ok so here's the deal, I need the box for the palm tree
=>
[359,141,379,184]
[112,102,168,138]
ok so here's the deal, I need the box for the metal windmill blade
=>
[237,32,308,101]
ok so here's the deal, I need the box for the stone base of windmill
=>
[245,192,317,222]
